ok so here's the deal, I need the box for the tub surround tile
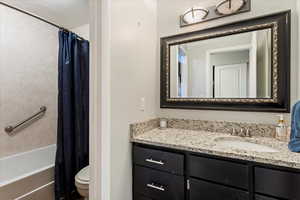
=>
[0,5,58,158]
[130,119,300,169]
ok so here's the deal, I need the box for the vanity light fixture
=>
[181,7,209,24]
[216,0,247,15]
[180,0,250,27]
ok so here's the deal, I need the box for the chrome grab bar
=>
[145,158,164,165]
[4,106,47,134]
[146,183,165,192]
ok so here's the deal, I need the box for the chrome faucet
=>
[231,128,238,136]
[231,127,251,137]
[239,128,251,137]
[245,128,251,137]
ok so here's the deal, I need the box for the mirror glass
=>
[170,28,272,99]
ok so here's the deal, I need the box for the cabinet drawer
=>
[134,166,184,200]
[255,167,300,199]
[189,155,249,189]
[255,194,280,200]
[189,178,249,200]
[133,146,184,175]
[134,194,154,200]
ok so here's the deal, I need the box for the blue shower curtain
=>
[55,30,89,200]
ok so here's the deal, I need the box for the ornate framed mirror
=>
[161,11,290,112]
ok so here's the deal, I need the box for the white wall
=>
[72,24,90,40]
[298,0,300,100]
[157,0,299,124]
[110,0,157,200]
[1,0,89,29]
[0,5,58,158]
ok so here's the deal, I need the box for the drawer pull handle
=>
[145,158,164,165]
[146,183,165,191]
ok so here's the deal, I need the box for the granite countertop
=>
[131,128,300,169]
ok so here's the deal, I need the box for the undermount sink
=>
[214,137,279,153]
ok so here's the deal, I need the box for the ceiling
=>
[0,0,89,29]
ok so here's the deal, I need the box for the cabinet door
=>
[135,194,154,200]
[189,155,248,189]
[255,167,300,199]
[189,178,249,200]
[255,194,280,200]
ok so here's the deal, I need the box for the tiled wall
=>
[0,5,58,158]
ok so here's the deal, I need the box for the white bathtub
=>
[0,145,56,200]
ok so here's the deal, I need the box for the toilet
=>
[75,166,89,200]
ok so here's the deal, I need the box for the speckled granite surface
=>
[130,118,277,138]
[130,118,159,137]
[167,118,276,138]
[131,128,300,170]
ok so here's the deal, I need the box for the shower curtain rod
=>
[0,2,86,40]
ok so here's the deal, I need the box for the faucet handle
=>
[232,128,237,136]
[245,128,251,137]
[240,128,244,136]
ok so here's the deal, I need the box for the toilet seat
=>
[75,166,89,185]
[75,165,90,199]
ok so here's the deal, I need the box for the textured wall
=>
[0,5,58,158]
[157,0,298,124]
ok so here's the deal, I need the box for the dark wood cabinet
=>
[134,195,154,200]
[189,178,249,200]
[133,146,184,175]
[134,166,184,200]
[255,167,300,200]
[189,155,249,189]
[133,143,300,200]
[255,194,280,200]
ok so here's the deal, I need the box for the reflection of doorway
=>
[206,44,256,98]
[213,63,248,98]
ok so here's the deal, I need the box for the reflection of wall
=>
[256,30,271,98]
[186,46,207,97]
[72,24,90,40]
[211,51,249,66]
[170,46,179,97]
[0,5,58,158]
[158,0,298,123]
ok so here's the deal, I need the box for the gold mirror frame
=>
[164,23,278,104]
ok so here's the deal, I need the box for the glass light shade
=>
[216,0,246,15]
[182,7,209,24]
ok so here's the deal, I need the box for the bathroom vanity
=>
[133,143,300,200]
[131,120,300,200]
[132,8,297,200]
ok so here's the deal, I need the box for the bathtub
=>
[0,145,56,200]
